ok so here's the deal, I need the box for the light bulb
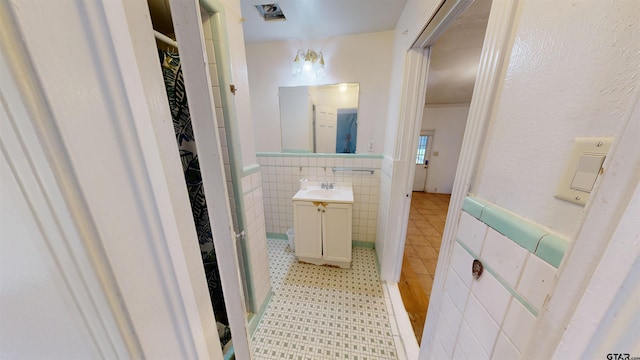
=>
[303,60,312,72]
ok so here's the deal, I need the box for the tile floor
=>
[399,192,451,343]
[252,239,399,360]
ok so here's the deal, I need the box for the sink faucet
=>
[321,182,335,189]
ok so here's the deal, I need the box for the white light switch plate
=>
[555,137,612,206]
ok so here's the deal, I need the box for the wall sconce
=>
[291,49,325,78]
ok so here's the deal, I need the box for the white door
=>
[314,105,338,153]
[412,131,433,191]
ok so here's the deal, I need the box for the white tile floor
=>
[252,239,399,360]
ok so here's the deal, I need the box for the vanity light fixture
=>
[291,49,325,78]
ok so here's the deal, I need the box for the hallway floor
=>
[399,192,451,344]
[252,239,399,360]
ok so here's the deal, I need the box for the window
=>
[415,135,429,165]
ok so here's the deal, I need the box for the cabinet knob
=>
[322,210,325,213]
[317,208,321,212]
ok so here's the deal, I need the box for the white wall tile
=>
[437,314,458,358]
[463,294,500,355]
[451,243,474,287]
[444,271,470,313]
[457,320,489,360]
[480,228,528,288]
[430,337,449,360]
[471,272,512,325]
[502,298,537,353]
[516,254,556,311]
[441,292,463,334]
[491,332,521,360]
[457,212,488,256]
[453,346,468,360]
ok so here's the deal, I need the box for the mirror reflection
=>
[279,83,359,153]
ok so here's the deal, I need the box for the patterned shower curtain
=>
[159,50,230,329]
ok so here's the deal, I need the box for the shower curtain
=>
[159,50,231,345]
[336,110,357,153]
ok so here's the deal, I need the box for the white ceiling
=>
[148,0,490,105]
[239,0,491,105]
[425,0,492,104]
[240,0,407,44]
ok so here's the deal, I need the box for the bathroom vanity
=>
[292,184,353,268]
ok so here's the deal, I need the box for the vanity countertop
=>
[292,183,354,204]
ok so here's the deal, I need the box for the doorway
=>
[412,131,434,192]
[396,0,493,345]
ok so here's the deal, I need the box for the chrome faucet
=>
[321,181,335,189]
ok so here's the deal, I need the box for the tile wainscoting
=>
[257,153,383,245]
[429,197,569,360]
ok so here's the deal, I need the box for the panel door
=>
[322,203,352,264]
[293,201,322,259]
[314,105,337,153]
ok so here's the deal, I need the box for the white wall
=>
[471,0,640,238]
[427,0,640,358]
[216,0,258,168]
[421,104,469,193]
[246,31,394,154]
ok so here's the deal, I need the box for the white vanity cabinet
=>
[292,187,353,268]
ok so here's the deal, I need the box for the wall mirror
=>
[279,83,359,153]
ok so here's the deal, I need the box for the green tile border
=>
[242,163,260,177]
[479,206,546,253]
[462,197,485,219]
[535,234,569,268]
[455,238,539,317]
[268,234,374,249]
[353,240,375,248]
[247,290,273,337]
[267,232,287,240]
[257,152,384,159]
[463,196,568,268]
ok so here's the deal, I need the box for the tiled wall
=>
[241,171,271,311]
[375,157,393,261]
[429,197,568,360]
[201,10,238,231]
[202,12,270,312]
[257,153,382,244]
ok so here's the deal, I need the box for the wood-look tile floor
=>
[398,192,451,344]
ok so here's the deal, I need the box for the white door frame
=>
[167,0,253,358]
[1,0,220,358]
[393,0,640,357]
[2,0,253,358]
[385,0,521,355]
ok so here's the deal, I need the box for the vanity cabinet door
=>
[293,201,322,259]
[322,203,352,265]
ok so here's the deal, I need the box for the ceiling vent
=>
[255,3,286,21]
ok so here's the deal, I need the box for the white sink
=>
[293,185,354,203]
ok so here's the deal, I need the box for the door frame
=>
[386,0,521,354]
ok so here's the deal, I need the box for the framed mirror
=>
[279,83,359,153]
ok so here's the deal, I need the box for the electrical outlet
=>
[368,141,374,152]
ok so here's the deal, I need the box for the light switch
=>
[555,137,612,206]
[570,154,605,192]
